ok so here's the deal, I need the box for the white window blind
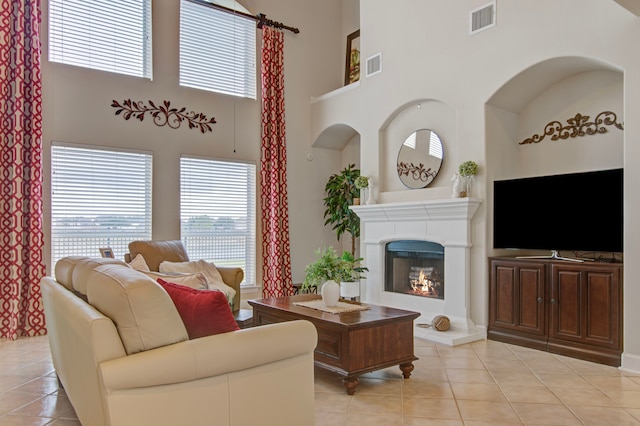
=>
[179,0,257,99]
[48,0,152,79]
[180,156,256,285]
[51,144,152,266]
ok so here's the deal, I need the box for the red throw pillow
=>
[157,278,240,339]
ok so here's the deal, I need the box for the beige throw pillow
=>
[129,253,151,272]
[141,271,208,290]
[159,259,236,303]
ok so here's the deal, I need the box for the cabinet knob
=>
[551,299,557,304]
[537,297,543,303]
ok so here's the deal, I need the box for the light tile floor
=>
[314,338,640,426]
[1,335,640,425]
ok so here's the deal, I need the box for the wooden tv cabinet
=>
[488,257,623,366]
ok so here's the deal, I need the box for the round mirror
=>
[397,129,444,189]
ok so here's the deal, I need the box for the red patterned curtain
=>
[0,0,46,339]
[260,27,293,297]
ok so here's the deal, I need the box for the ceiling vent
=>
[470,1,496,34]
[366,52,382,78]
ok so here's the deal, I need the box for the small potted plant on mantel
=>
[454,160,478,198]
[354,175,369,205]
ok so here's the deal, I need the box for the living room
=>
[2,0,640,423]
[40,0,640,370]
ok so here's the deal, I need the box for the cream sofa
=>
[41,256,317,426]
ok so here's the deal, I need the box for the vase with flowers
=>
[354,175,369,205]
[454,160,478,198]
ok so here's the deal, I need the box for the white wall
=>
[310,0,640,370]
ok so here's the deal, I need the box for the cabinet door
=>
[549,264,621,350]
[489,260,545,336]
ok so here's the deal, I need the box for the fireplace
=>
[351,198,484,346]
[385,240,445,300]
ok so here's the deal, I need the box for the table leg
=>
[343,377,360,395]
[399,362,414,379]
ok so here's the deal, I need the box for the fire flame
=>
[410,270,438,297]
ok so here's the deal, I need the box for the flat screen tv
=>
[493,168,623,255]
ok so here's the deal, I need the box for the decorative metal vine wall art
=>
[397,162,437,183]
[519,111,623,145]
[111,99,217,134]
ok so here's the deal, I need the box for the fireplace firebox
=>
[385,240,445,300]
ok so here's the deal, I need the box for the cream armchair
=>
[125,239,243,311]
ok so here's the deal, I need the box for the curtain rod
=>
[187,0,300,34]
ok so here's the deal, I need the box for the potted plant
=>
[338,251,368,299]
[302,247,369,305]
[354,175,369,205]
[301,247,343,306]
[323,164,361,255]
[455,160,478,197]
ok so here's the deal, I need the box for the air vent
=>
[470,1,496,34]
[366,52,382,78]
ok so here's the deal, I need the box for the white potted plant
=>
[338,251,368,299]
[354,175,369,205]
[302,247,369,305]
[302,247,343,306]
[454,160,478,198]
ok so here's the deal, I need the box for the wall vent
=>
[366,52,382,78]
[470,2,496,34]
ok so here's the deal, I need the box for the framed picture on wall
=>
[344,30,361,85]
[99,247,115,258]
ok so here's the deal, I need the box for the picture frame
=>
[344,30,361,86]
[99,247,115,258]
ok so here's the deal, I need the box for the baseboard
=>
[621,352,640,374]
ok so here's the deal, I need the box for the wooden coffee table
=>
[248,294,420,394]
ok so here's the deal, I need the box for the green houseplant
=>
[302,246,343,292]
[338,251,368,299]
[323,164,361,255]
[338,251,368,282]
[302,247,368,292]
[301,246,343,306]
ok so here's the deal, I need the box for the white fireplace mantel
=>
[351,198,481,223]
[351,198,484,346]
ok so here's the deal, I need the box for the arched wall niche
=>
[312,123,359,150]
[485,55,624,255]
[377,99,457,200]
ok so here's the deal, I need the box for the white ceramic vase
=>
[340,280,360,299]
[366,179,376,204]
[321,280,340,307]
[360,188,368,204]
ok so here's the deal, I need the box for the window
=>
[180,156,256,285]
[48,0,152,79]
[179,0,257,98]
[51,144,152,265]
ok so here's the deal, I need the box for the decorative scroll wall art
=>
[519,111,623,145]
[111,99,216,134]
[397,162,438,183]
